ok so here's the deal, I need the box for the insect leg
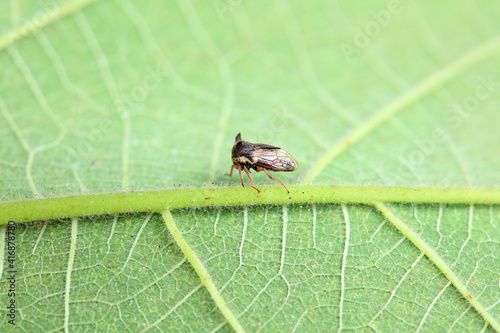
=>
[237,164,245,187]
[243,168,260,193]
[229,164,234,177]
[262,168,290,193]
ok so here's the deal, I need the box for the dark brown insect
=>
[229,133,297,193]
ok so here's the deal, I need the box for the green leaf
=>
[1,0,499,332]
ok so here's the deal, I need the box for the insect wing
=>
[253,148,297,171]
[252,143,281,150]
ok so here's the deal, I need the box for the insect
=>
[229,133,297,193]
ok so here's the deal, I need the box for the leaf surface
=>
[1,0,499,331]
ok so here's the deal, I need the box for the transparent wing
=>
[253,148,297,171]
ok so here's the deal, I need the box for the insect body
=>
[229,133,297,193]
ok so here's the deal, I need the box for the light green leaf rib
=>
[374,202,500,332]
[2,185,500,224]
[302,36,500,184]
[0,0,100,51]
[64,218,78,333]
[161,209,244,333]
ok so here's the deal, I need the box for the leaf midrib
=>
[3,186,499,330]
[2,185,500,224]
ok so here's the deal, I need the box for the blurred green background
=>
[2,0,499,200]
